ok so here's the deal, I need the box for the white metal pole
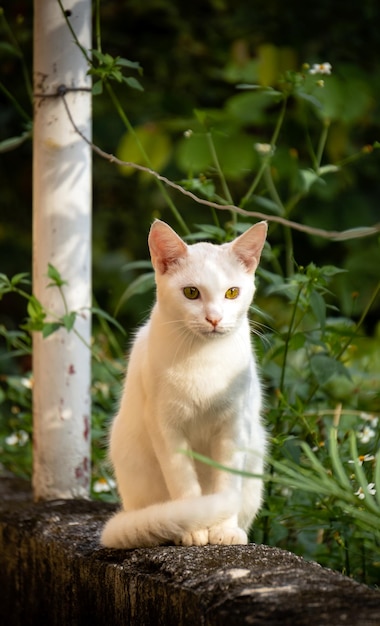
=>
[32,0,92,500]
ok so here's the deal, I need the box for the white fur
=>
[101,220,268,549]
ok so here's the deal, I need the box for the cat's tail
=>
[100,491,240,549]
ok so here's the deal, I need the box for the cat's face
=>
[148,220,267,339]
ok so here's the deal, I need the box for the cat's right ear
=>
[148,220,188,274]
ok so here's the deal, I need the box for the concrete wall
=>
[1,476,379,626]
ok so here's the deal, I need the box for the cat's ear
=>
[148,220,188,274]
[230,221,267,273]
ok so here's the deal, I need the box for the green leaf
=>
[180,177,216,200]
[91,49,107,63]
[236,84,282,97]
[92,80,103,96]
[252,194,283,215]
[0,42,21,57]
[117,124,171,179]
[47,264,67,288]
[10,272,31,287]
[123,76,144,91]
[309,290,326,331]
[115,272,155,315]
[62,312,76,332]
[213,132,257,180]
[226,91,282,124]
[103,53,114,65]
[310,354,350,386]
[0,274,11,296]
[91,50,114,66]
[300,443,333,484]
[22,295,47,333]
[297,169,324,193]
[328,428,352,490]
[332,226,380,242]
[90,307,126,336]
[188,224,227,242]
[111,68,123,82]
[176,133,213,174]
[318,164,339,176]
[236,83,263,90]
[42,322,62,338]
[289,332,306,350]
[27,296,45,322]
[320,265,347,278]
[294,91,322,109]
[314,75,372,123]
[117,57,142,71]
[194,109,208,126]
[121,260,153,272]
[0,131,31,153]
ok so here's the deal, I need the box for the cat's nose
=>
[206,315,221,328]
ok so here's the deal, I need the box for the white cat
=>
[101,219,268,549]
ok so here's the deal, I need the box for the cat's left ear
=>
[230,221,267,273]
[148,220,188,274]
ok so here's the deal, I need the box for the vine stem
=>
[206,132,235,225]
[279,283,304,393]
[0,81,31,123]
[95,0,102,53]
[58,0,189,235]
[315,119,331,171]
[240,96,288,208]
[60,92,380,241]
[55,0,380,242]
[336,280,380,361]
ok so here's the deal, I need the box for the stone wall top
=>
[0,476,379,626]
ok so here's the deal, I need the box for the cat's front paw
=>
[208,525,248,546]
[175,528,209,547]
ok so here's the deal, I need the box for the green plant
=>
[252,263,380,584]
[0,265,125,499]
[1,1,380,587]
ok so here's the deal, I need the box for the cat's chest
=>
[148,337,253,415]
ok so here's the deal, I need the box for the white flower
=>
[184,129,193,138]
[21,377,33,389]
[5,430,29,447]
[360,413,379,428]
[309,62,332,75]
[357,426,376,444]
[349,454,375,466]
[355,483,376,500]
[93,477,116,493]
[254,142,273,156]
[5,434,19,446]
[93,381,110,398]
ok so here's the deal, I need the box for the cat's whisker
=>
[172,327,196,364]
[249,319,272,335]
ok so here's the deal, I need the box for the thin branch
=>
[59,91,380,242]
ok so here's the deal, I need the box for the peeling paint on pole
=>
[32,0,92,499]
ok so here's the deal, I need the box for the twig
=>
[58,90,380,242]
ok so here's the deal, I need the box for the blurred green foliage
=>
[1,0,380,332]
[0,0,380,586]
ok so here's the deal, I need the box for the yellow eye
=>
[225,287,240,299]
[183,286,200,300]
